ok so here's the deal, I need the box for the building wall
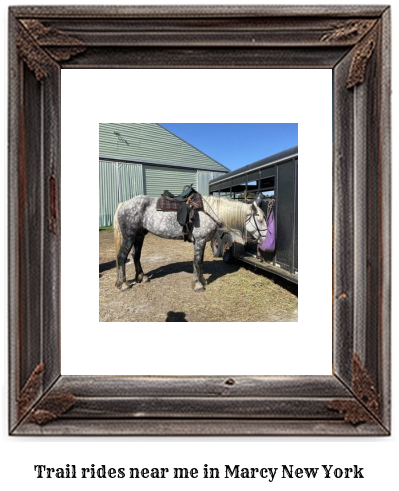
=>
[143,165,197,198]
[99,164,226,226]
[197,171,225,195]
[99,124,229,226]
[99,162,143,227]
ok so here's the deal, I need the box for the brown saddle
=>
[156,186,204,241]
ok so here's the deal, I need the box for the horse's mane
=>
[202,196,258,233]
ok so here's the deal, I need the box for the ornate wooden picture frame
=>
[9,5,391,435]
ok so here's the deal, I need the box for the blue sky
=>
[159,123,297,172]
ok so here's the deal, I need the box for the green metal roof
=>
[99,123,229,173]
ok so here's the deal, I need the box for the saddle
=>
[162,184,194,202]
[156,184,204,241]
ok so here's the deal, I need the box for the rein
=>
[197,196,270,233]
[246,210,267,238]
[199,197,223,226]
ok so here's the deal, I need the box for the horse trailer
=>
[209,146,298,284]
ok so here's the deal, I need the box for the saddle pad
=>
[188,193,204,210]
[156,193,204,212]
[156,197,181,211]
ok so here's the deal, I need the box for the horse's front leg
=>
[199,245,206,286]
[192,239,206,292]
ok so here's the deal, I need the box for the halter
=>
[245,209,267,240]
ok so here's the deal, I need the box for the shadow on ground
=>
[165,311,187,322]
[99,259,240,285]
[99,258,297,295]
[100,260,116,273]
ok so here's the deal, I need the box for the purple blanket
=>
[259,209,276,252]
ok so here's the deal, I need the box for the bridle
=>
[245,210,267,241]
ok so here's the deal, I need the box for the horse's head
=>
[245,203,267,244]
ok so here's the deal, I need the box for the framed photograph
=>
[9,5,390,435]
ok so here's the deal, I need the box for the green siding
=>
[99,123,228,172]
[197,171,225,195]
[143,165,197,197]
[99,161,143,227]
[99,161,118,227]
[118,163,144,201]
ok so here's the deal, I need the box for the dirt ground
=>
[99,230,298,322]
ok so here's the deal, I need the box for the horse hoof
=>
[120,282,133,291]
[193,283,205,292]
[136,273,149,283]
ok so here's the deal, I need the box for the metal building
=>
[99,123,229,226]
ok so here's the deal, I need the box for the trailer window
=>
[260,176,275,191]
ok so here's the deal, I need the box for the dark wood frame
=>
[9,5,391,436]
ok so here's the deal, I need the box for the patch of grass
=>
[100,226,113,232]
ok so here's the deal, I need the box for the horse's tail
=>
[113,202,124,262]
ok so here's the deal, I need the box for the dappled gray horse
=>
[113,195,267,292]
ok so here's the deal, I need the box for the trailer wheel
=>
[222,236,235,264]
[210,234,222,257]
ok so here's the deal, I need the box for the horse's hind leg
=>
[133,230,148,283]
[115,235,134,289]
